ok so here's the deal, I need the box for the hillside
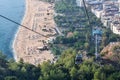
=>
[0,0,120,80]
[101,42,120,64]
[0,50,120,80]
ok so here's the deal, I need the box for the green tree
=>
[70,67,77,80]
[4,76,18,80]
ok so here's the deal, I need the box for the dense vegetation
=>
[0,50,120,80]
[51,0,120,56]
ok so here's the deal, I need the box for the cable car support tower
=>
[82,0,102,59]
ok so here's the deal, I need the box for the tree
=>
[0,51,7,60]
[4,76,18,80]
[70,67,77,80]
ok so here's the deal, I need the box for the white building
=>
[91,7,103,18]
[110,15,120,35]
[111,23,120,35]
[118,0,120,16]
[76,0,84,7]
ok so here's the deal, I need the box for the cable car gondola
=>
[75,54,83,64]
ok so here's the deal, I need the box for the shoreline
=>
[13,0,56,65]
[12,0,27,61]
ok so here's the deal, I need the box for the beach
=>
[13,0,56,65]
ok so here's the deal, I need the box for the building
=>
[110,15,120,35]
[76,0,84,7]
[101,1,118,27]
[91,6,103,18]
[84,0,120,35]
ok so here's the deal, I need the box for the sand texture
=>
[13,0,57,65]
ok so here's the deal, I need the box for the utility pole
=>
[95,34,98,59]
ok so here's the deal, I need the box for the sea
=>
[0,0,25,58]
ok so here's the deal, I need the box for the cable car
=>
[75,54,83,64]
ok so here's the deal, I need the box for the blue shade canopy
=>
[92,28,102,36]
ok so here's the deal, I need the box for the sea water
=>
[0,0,25,58]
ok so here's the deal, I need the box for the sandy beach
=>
[13,0,57,65]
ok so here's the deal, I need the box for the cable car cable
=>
[0,14,47,37]
[82,0,90,24]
